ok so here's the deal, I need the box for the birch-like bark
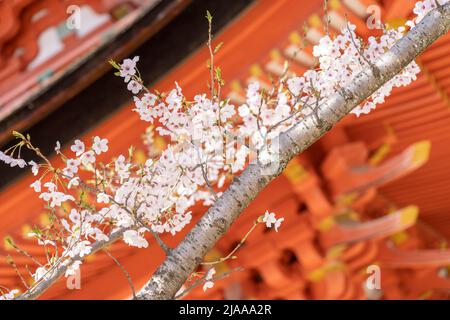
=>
[136,4,450,300]
[12,4,450,301]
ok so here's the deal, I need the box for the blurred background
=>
[1,0,450,300]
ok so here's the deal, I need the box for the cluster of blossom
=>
[120,56,143,94]
[0,151,27,168]
[202,268,216,292]
[0,0,434,300]
[0,289,19,300]
[1,131,225,288]
[408,0,449,28]
[287,23,421,117]
[262,210,284,232]
[0,137,116,286]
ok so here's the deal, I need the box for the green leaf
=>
[205,10,213,22]
[108,59,120,70]
[4,236,15,250]
[214,41,224,54]
[12,131,25,140]
[129,145,135,158]
[215,67,222,79]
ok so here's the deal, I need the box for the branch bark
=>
[12,4,450,301]
[136,4,450,300]
[16,228,126,300]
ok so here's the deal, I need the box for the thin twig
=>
[201,219,260,266]
[134,215,171,254]
[7,239,43,267]
[103,249,136,299]
[345,19,381,77]
[7,255,29,290]
[174,267,244,300]
[192,141,219,201]
[323,0,330,36]
[206,11,216,100]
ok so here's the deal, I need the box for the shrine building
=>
[1,0,450,300]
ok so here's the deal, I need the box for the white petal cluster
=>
[0,289,19,300]
[203,267,216,292]
[0,1,435,296]
[407,0,448,27]
[0,151,27,168]
[262,210,284,232]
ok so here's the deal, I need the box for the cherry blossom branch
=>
[345,22,381,78]
[192,142,219,201]
[136,3,450,299]
[2,1,448,302]
[133,214,172,254]
[16,227,126,300]
[69,169,173,254]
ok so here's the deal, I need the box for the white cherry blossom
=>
[28,160,39,176]
[70,139,85,156]
[81,150,96,165]
[64,261,82,277]
[123,230,149,248]
[203,267,216,292]
[30,180,41,193]
[0,2,438,298]
[0,289,19,300]
[92,136,109,155]
[262,210,284,232]
[97,192,110,204]
[127,80,143,94]
[120,56,140,82]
